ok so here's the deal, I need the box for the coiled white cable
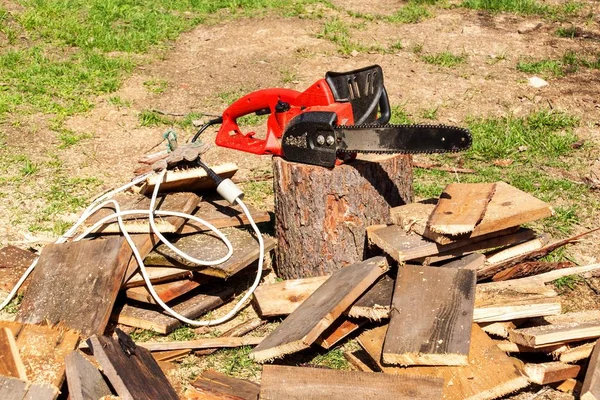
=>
[0,167,265,327]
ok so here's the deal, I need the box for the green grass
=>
[168,326,197,341]
[421,51,467,68]
[144,79,169,94]
[386,3,432,24]
[130,329,160,342]
[552,274,584,291]
[389,105,414,124]
[461,0,583,19]
[556,26,578,38]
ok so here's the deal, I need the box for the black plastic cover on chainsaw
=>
[325,64,391,126]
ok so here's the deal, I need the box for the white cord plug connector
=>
[217,178,244,205]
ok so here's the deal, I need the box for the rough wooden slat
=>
[138,336,263,352]
[252,275,329,318]
[16,238,131,337]
[316,318,365,350]
[259,365,444,400]
[440,253,485,270]
[0,328,27,380]
[509,316,600,348]
[560,341,595,363]
[427,183,496,235]
[494,340,569,354]
[344,350,375,372]
[0,245,37,294]
[480,321,518,338]
[346,274,395,320]
[140,163,238,194]
[523,362,581,385]
[492,261,575,282]
[358,324,529,400]
[249,257,388,362]
[124,265,194,288]
[582,339,600,400]
[383,265,476,366]
[145,228,276,278]
[65,351,113,400]
[190,369,259,400]
[124,274,207,304]
[0,376,28,400]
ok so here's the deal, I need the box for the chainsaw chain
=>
[335,123,472,155]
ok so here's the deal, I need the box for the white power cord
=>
[0,167,265,327]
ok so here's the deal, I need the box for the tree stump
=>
[273,154,413,279]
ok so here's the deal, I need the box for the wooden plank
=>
[492,261,575,282]
[344,350,376,372]
[523,362,581,385]
[358,324,529,400]
[481,321,517,338]
[252,275,329,318]
[383,265,475,366]
[582,339,600,400]
[0,376,28,400]
[0,245,37,294]
[190,369,259,400]
[140,163,238,194]
[509,315,600,347]
[124,265,194,288]
[495,340,568,354]
[145,228,276,278]
[113,283,235,334]
[259,364,444,400]
[483,234,550,265]
[87,331,179,400]
[556,378,580,394]
[124,274,207,304]
[177,197,270,234]
[427,183,496,235]
[138,336,263,351]
[249,257,388,362]
[16,238,131,337]
[64,351,113,400]
[560,341,595,363]
[347,274,395,320]
[83,192,200,234]
[440,253,485,270]
[315,318,364,350]
[0,328,27,380]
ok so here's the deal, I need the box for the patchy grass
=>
[421,51,467,68]
[552,274,585,291]
[461,0,584,20]
[386,3,432,24]
[144,79,169,94]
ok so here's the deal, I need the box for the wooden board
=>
[347,274,395,320]
[65,351,113,400]
[16,238,131,337]
[249,257,388,362]
[427,183,496,235]
[259,364,444,400]
[124,274,207,304]
[113,283,235,334]
[124,265,194,288]
[83,192,200,234]
[0,321,79,392]
[582,339,600,400]
[0,376,58,400]
[0,327,27,380]
[509,319,600,347]
[358,324,529,400]
[315,318,364,350]
[440,253,485,270]
[145,228,276,278]
[87,332,179,400]
[177,197,270,234]
[252,275,329,318]
[492,261,574,282]
[190,369,260,400]
[0,245,37,294]
[523,362,581,385]
[140,162,238,193]
[138,336,263,351]
[560,341,595,363]
[383,265,476,366]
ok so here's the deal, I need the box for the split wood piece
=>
[124,265,194,288]
[0,321,79,392]
[474,284,561,323]
[190,369,260,400]
[195,317,265,356]
[124,274,208,304]
[87,331,179,400]
[383,265,476,366]
[144,228,276,278]
[480,321,518,338]
[523,362,581,385]
[478,228,600,281]
[273,155,413,279]
[259,364,444,400]
[316,318,365,350]
[65,351,113,400]
[140,162,238,194]
[252,275,329,318]
[483,234,551,265]
[138,336,263,352]
[347,274,395,320]
[152,349,191,362]
[424,228,536,266]
[509,313,600,348]
[582,339,600,399]
[113,282,235,334]
[0,376,58,400]
[177,197,270,234]
[440,253,485,270]
[493,261,575,282]
[427,182,496,235]
[344,350,376,372]
[0,245,37,294]
[250,257,388,362]
[368,224,529,263]
[391,182,554,244]
[495,340,569,354]
[82,192,200,234]
[358,324,529,400]
[560,341,595,363]
[0,328,27,380]
[556,378,581,395]
[16,238,131,337]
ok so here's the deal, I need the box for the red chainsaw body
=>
[216,79,354,156]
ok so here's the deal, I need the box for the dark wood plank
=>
[581,339,600,400]
[124,265,194,288]
[64,351,113,400]
[249,257,388,362]
[492,261,574,281]
[383,265,476,366]
[0,328,26,380]
[0,376,28,400]
[347,274,394,320]
[87,331,178,400]
[427,183,496,235]
[190,369,259,400]
[358,324,529,400]
[145,228,276,278]
[259,365,444,400]
[124,274,208,304]
[16,238,131,337]
[0,245,37,294]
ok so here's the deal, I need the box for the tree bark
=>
[273,154,413,279]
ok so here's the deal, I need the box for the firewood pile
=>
[1,160,600,400]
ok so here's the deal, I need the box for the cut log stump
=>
[273,154,413,279]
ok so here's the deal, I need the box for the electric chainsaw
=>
[197,65,471,168]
